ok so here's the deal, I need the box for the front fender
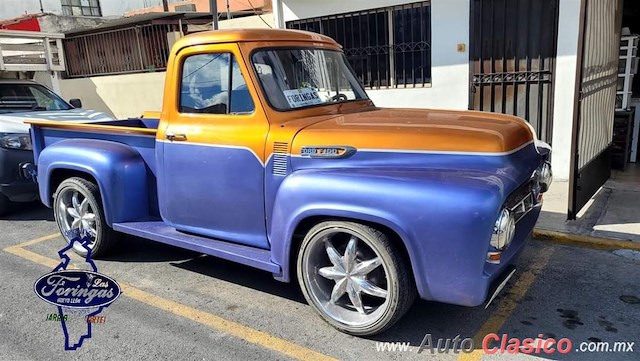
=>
[269,168,510,304]
[38,139,149,226]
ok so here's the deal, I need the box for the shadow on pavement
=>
[1,202,54,221]
[102,235,200,263]
[170,254,308,304]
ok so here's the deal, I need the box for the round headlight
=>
[535,162,552,193]
[491,208,516,250]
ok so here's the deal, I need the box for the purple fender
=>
[37,139,152,226]
[268,166,518,306]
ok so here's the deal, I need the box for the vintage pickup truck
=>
[28,29,552,335]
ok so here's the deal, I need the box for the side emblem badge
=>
[300,146,356,159]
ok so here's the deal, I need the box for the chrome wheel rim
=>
[302,228,391,327]
[57,188,97,252]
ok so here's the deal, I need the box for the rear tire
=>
[53,177,116,258]
[297,221,416,336]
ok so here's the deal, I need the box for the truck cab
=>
[27,29,552,336]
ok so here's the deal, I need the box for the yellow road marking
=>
[10,233,61,247]
[458,246,555,361]
[5,234,336,361]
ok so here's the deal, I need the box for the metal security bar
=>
[64,24,181,78]
[470,0,559,143]
[568,0,623,219]
[0,30,65,72]
[287,1,431,89]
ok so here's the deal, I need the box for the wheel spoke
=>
[354,257,382,276]
[330,278,348,304]
[347,281,365,314]
[344,236,358,271]
[324,241,344,270]
[355,279,388,299]
[83,213,96,222]
[67,207,80,219]
[71,192,80,211]
[318,266,345,280]
[80,198,90,214]
[71,218,82,229]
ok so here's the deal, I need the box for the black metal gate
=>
[469,0,559,143]
[568,0,623,219]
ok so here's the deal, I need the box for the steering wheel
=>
[330,93,348,102]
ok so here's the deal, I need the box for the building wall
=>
[59,72,166,119]
[550,0,582,181]
[280,0,581,181]
[0,0,147,19]
[125,0,271,16]
[56,14,273,118]
[280,0,470,111]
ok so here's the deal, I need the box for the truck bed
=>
[26,117,159,137]
[28,118,159,169]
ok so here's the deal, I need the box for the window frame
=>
[178,52,256,116]
[286,1,432,90]
[61,0,102,17]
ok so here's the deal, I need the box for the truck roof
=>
[174,29,341,50]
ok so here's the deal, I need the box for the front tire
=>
[53,177,116,258]
[297,221,416,336]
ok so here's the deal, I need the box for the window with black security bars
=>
[287,1,431,89]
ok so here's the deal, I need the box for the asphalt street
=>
[1,202,639,361]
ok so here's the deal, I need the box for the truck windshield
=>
[0,83,71,114]
[252,48,369,111]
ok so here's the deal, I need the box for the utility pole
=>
[210,0,218,30]
[226,0,231,20]
[162,0,169,12]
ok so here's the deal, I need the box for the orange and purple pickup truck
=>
[27,29,552,335]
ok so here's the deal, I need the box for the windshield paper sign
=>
[34,231,121,350]
[283,88,322,108]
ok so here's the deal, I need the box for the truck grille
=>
[505,181,535,223]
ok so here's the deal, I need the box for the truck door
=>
[157,44,270,249]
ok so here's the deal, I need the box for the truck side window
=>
[180,53,254,115]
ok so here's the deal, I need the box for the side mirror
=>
[69,98,82,108]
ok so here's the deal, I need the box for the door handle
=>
[166,133,187,141]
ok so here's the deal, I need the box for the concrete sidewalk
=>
[535,163,640,251]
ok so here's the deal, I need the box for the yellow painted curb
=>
[533,228,640,251]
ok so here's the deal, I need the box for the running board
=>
[112,221,280,274]
[485,266,517,309]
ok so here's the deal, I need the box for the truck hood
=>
[290,108,535,155]
[0,109,113,134]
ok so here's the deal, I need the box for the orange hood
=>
[290,108,535,155]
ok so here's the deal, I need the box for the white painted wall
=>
[550,0,582,181]
[279,0,471,110]
[59,72,166,119]
[0,0,146,19]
